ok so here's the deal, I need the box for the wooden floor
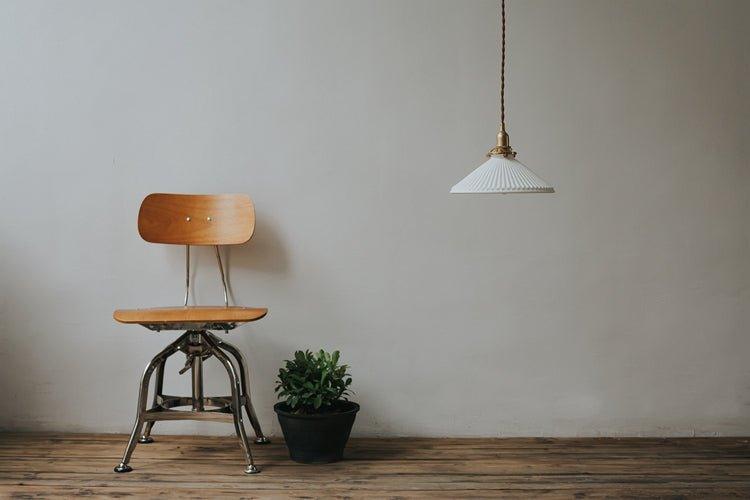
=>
[1,433,749,498]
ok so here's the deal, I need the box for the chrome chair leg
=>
[139,358,165,444]
[208,333,269,444]
[114,334,185,473]
[203,333,259,474]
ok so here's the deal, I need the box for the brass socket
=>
[487,130,516,158]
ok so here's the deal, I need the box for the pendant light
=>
[451,0,554,194]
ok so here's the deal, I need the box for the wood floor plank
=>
[5,485,749,499]
[0,433,748,498]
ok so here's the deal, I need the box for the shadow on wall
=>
[0,255,43,430]
[210,212,294,436]
[224,213,289,304]
[178,212,288,306]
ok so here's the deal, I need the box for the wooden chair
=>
[113,193,269,475]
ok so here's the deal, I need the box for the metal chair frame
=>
[114,245,269,475]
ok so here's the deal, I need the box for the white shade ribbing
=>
[450,155,554,194]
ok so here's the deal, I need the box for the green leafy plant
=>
[275,350,353,413]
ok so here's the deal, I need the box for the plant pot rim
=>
[274,401,359,419]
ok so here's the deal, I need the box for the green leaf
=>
[276,348,353,411]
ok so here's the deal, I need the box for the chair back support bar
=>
[138,193,255,246]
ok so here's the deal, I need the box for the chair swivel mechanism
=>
[113,193,269,475]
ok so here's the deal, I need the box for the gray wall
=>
[1,0,748,437]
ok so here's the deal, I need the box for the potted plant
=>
[274,349,359,463]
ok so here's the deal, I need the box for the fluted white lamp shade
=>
[451,154,554,194]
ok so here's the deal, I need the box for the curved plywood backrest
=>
[138,193,255,245]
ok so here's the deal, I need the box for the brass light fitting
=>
[487,131,516,158]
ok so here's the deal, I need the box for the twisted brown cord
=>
[487,0,515,157]
[500,0,506,133]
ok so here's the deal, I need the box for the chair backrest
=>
[138,193,255,246]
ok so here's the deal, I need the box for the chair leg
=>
[114,334,185,473]
[208,333,269,444]
[139,358,165,444]
[203,333,259,474]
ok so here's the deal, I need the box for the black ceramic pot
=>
[274,401,359,464]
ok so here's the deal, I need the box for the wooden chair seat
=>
[114,306,267,331]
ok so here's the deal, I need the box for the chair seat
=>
[113,306,268,331]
